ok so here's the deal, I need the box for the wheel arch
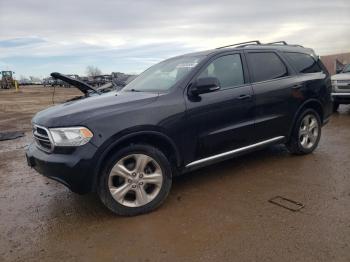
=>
[288,99,324,140]
[92,129,181,191]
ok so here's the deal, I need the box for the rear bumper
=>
[26,142,98,194]
[331,93,350,104]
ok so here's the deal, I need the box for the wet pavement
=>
[1,87,349,261]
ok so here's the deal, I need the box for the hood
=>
[51,72,100,95]
[331,72,350,81]
[33,91,159,127]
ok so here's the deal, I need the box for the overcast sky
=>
[0,0,349,78]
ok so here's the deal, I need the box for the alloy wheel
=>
[108,154,163,207]
[299,114,319,149]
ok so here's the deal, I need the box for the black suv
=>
[26,41,332,216]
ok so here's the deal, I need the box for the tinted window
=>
[198,54,244,88]
[285,52,321,73]
[247,52,288,82]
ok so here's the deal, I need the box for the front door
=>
[184,53,255,163]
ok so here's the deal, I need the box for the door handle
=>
[237,94,252,100]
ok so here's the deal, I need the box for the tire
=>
[97,144,172,216]
[286,109,321,155]
[333,102,340,112]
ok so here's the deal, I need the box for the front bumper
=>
[331,93,350,104]
[26,142,98,194]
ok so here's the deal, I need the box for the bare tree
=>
[86,66,102,77]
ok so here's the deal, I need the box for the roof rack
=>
[216,40,261,49]
[266,41,304,47]
[216,40,304,49]
[266,41,288,45]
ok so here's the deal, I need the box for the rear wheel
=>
[98,144,172,216]
[286,109,321,155]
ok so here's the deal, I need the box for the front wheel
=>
[286,109,321,155]
[97,144,172,216]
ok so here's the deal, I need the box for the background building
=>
[321,52,350,75]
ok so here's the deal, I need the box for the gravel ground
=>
[0,86,349,261]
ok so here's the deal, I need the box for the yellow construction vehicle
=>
[1,71,16,89]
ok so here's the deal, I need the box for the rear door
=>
[245,50,300,141]
[284,51,331,118]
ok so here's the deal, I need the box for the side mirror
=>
[190,77,220,96]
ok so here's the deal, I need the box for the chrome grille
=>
[33,125,53,152]
[337,80,350,84]
[338,85,350,90]
[334,80,350,92]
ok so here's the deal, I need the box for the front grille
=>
[33,125,53,152]
[338,86,350,90]
[334,80,350,91]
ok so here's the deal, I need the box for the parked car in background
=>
[331,64,350,112]
[91,74,112,87]
[43,77,56,87]
[43,77,65,87]
[18,78,32,86]
[111,72,137,89]
[26,41,332,216]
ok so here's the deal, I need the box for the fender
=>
[91,128,181,191]
[287,98,324,140]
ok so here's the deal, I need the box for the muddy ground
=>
[0,86,349,261]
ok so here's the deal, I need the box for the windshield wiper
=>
[127,89,142,92]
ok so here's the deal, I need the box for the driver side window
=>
[198,54,244,89]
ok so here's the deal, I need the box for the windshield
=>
[342,64,350,73]
[2,71,12,77]
[123,55,204,92]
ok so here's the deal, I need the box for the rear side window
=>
[246,52,288,82]
[198,54,244,88]
[284,52,321,74]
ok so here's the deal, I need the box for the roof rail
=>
[266,41,288,45]
[266,41,304,48]
[216,40,304,50]
[216,40,261,49]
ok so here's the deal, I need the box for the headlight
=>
[49,127,93,147]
